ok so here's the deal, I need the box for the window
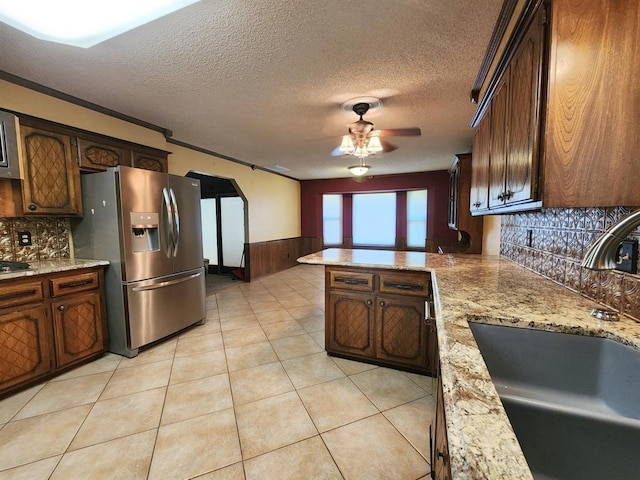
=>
[406,190,428,248]
[322,194,342,245]
[352,193,396,247]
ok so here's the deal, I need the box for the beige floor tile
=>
[286,305,324,320]
[403,370,435,394]
[244,436,342,480]
[14,371,112,420]
[350,367,428,411]
[205,309,221,321]
[332,356,379,376]
[254,308,296,325]
[0,455,60,480]
[220,314,259,332]
[117,338,177,369]
[51,353,121,381]
[229,362,294,405]
[261,320,306,340]
[148,408,241,480]
[218,304,254,319]
[222,325,268,348]
[0,405,91,471]
[192,462,245,480]
[100,359,172,400]
[281,352,345,389]
[278,297,312,309]
[0,384,42,424]
[271,334,324,361]
[383,395,435,460]
[296,314,325,333]
[225,342,279,372]
[175,332,224,357]
[180,319,222,337]
[322,414,429,480]
[69,387,165,450]
[235,391,317,459]
[51,429,156,480]
[161,374,232,425]
[309,330,325,348]
[298,377,378,432]
[170,349,228,385]
[249,300,284,313]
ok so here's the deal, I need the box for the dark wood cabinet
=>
[20,126,83,216]
[432,372,452,480]
[325,266,435,375]
[0,267,107,397]
[471,0,640,213]
[470,112,491,214]
[76,136,131,172]
[132,150,168,173]
[448,154,483,254]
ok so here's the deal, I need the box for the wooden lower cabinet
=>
[432,372,452,480]
[325,266,435,375]
[0,267,107,397]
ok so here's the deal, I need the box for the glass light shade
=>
[339,135,355,154]
[348,165,370,176]
[366,135,383,153]
[353,145,369,158]
[0,0,201,48]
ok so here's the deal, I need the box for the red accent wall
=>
[300,171,457,245]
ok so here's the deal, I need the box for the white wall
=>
[482,215,501,256]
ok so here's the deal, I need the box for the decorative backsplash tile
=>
[0,217,71,262]
[501,207,640,323]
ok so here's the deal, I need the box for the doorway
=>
[186,172,248,293]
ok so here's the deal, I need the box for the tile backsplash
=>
[501,207,640,322]
[0,217,71,262]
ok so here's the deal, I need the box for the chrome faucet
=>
[581,209,640,270]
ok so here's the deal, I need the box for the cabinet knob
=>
[379,300,385,307]
[505,189,513,200]
[497,192,505,201]
[473,201,481,208]
[57,305,66,311]
[28,204,38,211]
[366,299,372,306]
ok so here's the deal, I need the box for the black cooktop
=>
[0,260,31,273]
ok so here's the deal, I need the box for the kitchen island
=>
[298,248,640,480]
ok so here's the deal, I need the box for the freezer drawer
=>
[125,268,205,351]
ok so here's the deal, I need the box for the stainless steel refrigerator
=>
[72,166,206,357]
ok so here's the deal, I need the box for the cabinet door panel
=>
[132,151,168,173]
[52,292,105,367]
[327,292,374,357]
[20,126,82,215]
[77,138,131,171]
[471,113,491,213]
[375,295,428,370]
[488,80,509,208]
[0,307,51,391]
[505,7,544,205]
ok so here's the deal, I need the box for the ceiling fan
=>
[331,101,422,163]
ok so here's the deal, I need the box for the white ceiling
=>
[0,0,503,180]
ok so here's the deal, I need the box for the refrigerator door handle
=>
[131,271,203,292]
[162,187,174,258]
[169,187,180,257]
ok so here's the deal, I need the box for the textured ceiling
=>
[0,0,503,180]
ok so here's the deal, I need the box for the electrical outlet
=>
[615,239,638,274]
[17,231,32,246]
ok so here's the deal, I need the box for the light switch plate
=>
[615,239,638,274]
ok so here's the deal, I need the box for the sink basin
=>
[469,322,640,480]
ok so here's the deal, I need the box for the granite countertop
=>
[0,258,109,280]
[298,248,640,480]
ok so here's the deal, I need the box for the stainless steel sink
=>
[469,322,640,480]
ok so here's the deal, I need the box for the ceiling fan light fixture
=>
[353,145,369,158]
[348,164,370,176]
[366,135,383,153]
[338,135,355,154]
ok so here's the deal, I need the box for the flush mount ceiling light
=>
[348,158,371,176]
[0,0,201,48]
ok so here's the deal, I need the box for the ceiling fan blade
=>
[377,127,422,137]
[331,146,346,157]
[380,139,398,153]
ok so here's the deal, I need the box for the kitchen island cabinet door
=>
[51,291,105,368]
[0,306,52,392]
[375,295,429,371]
[326,291,375,358]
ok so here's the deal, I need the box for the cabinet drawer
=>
[0,280,44,309]
[379,272,430,297]
[50,271,99,297]
[329,271,374,291]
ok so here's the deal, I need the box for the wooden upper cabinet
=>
[76,136,131,172]
[449,154,483,254]
[488,79,509,209]
[470,111,491,214]
[132,150,168,173]
[20,126,83,216]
